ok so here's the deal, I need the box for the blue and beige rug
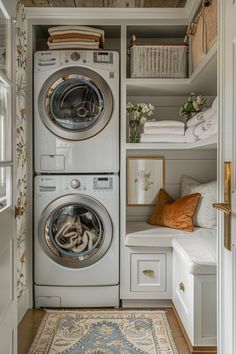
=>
[28,310,178,354]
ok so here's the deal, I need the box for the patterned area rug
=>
[28,310,178,354]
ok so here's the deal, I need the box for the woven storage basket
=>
[130,44,187,78]
[189,0,217,70]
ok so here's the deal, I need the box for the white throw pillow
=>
[180,175,217,228]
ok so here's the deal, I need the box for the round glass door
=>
[38,67,113,141]
[39,195,113,268]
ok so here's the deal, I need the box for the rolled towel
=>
[140,134,185,143]
[185,124,201,143]
[194,121,205,137]
[145,120,185,128]
[187,108,215,127]
[143,126,185,135]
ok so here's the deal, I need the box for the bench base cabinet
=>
[120,247,172,300]
[172,249,217,347]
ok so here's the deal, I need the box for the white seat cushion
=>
[172,228,216,275]
[126,221,200,248]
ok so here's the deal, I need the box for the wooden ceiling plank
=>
[74,0,104,6]
[48,0,76,6]
[22,0,49,6]
[103,0,135,7]
[135,0,187,6]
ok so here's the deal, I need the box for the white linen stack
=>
[140,120,185,143]
[47,26,105,50]
[185,97,218,143]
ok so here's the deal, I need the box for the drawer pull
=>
[143,269,154,277]
[179,282,185,292]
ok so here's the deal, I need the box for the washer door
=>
[38,195,113,268]
[38,66,113,141]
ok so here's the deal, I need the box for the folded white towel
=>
[211,97,218,112]
[187,108,215,127]
[145,120,185,128]
[141,134,185,143]
[185,119,217,143]
[143,126,185,135]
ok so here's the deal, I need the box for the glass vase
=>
[129,119,141,143]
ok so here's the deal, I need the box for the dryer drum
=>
[39,67,113,141]
[38,195,113,268]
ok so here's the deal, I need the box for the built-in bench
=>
[121,222,217,351]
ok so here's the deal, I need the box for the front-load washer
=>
[34,174,119,307]
[34,50,119,174]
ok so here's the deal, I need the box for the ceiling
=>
[22,0,188,8]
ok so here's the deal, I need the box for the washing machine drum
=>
[38,195,113,268]
[38,66,113,141]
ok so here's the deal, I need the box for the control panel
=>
[93,177,113,190]
[93,52,113,64]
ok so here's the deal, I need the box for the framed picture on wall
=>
[127,157,165,206]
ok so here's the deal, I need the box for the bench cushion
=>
[172,228,216,275]
[126,221,204,248]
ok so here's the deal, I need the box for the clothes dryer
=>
[34,50,119,173]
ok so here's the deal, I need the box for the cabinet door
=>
[131,253,166,292]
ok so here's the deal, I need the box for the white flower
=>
[140,117,147,124]
[196,95,205,105]
[193,100,199,110]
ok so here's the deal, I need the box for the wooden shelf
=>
[125,136,217,150]
[126,43,217,96]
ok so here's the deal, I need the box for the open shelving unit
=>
[126,135,217,150]
[126,42,217,96]
[25,2,217,307]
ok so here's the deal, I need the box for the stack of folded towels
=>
[140,120,185,143]
[185,97,217,143]
[47,26,105,50]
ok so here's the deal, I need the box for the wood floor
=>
[18,307,191,354]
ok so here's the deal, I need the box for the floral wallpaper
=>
[16,0,27,302]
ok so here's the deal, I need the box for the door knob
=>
[213,161,232,250]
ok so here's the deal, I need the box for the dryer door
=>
[38,66,113,141]
[38,195,113,268]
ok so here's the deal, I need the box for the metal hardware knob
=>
[143,269,155,277]
[179,282,185,292]
[213,202,231,215]
[71,52,80,61]
[71,179,81,189]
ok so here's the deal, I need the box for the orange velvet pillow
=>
[148,188,201,232]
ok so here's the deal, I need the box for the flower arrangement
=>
[126,102,154,143]
[180,92,207,125]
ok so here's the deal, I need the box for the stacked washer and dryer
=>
[34,50,120,307]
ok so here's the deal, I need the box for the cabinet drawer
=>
[131,253,166,292]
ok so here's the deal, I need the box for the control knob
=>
[71,52,80,61]
[71,179,81,189]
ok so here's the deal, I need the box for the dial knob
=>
[71,52,80,61]
[71,179,81,189]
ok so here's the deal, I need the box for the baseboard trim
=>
[172,306,217,354]
[122,299,173,308]
[17,289,28,325]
